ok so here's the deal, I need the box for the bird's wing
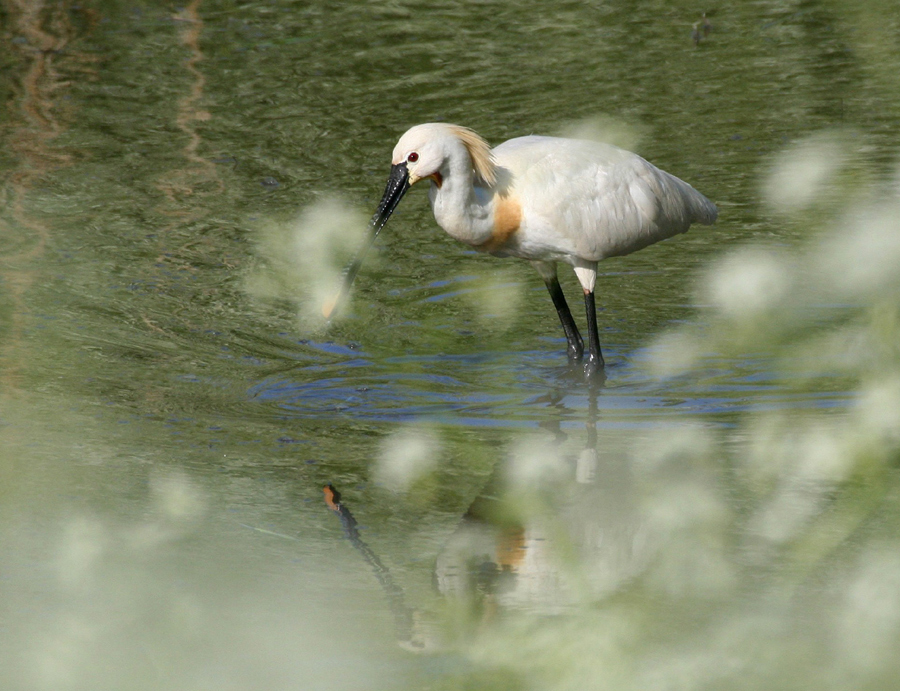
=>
[495,137,716,261]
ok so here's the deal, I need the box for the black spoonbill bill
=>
[324,123,717,376]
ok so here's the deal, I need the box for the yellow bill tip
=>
[322,294,339,320]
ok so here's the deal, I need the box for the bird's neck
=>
[428,156,495,246]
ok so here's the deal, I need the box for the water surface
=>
[2,1,900,689]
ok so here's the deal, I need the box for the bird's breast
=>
[474,194,522,254]
[430,185,522,251]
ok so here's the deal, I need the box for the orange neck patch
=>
[476,194,521,253]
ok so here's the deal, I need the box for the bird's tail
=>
[663,170,718,226]
[690,190,718,225]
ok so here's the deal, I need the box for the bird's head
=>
[322,124,496,320]
[393,123,496,187]
[391,123,455,187]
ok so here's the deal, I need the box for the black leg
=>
[544,276,584,361]
[582,290,605,376]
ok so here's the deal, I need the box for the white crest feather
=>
[447,125,497,187]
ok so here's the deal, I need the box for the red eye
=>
[407,152,419,163]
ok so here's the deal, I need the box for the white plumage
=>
[329,122,717,377]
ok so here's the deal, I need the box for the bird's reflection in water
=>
[323,485,422,649]
[324,380,649,649]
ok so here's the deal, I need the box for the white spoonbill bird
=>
[324,123,717,376]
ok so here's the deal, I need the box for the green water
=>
[2,1,900,689]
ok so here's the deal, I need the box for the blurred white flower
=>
[245,197,368,321]
[506,436,568,491]
[838,548,900,672]
[373,427,441,492]
[747,477,827,545]
[646,329,703,377]
[704,249,790,322]
[762,133,848,212]
[151,470,206,521]
[854,376,900,446]
[793,422,852,485]
[56,517,106,588]
[744,418,854,547]
[463,269,524,330]
[559,115,646,153]
[817,203,900,299]
[632,424,715,476]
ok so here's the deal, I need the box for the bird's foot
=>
[583,354,605,382]
[566,344,584,363]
